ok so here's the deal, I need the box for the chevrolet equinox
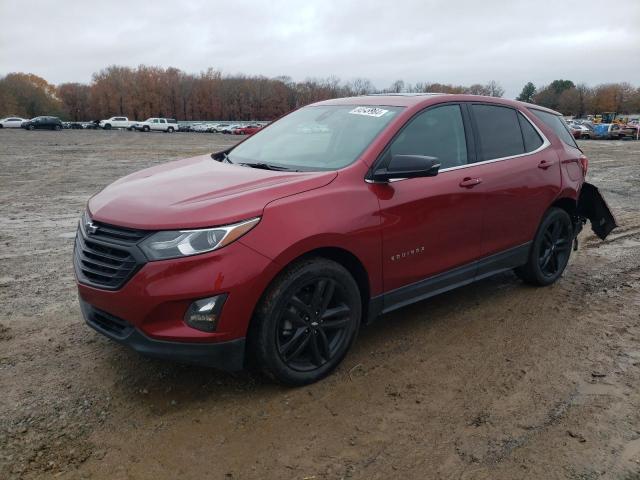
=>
[74,94,616,385]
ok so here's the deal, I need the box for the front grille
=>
[74,219,149,290]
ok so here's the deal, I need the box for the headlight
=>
[140,217,260,261]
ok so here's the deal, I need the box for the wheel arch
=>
[244,245,373,367]
[551,195,578,218]
[299,247,371,319]
[259,245,372,324]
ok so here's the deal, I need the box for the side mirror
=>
[371,154,440,182]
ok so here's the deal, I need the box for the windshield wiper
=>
[240,162,295,171]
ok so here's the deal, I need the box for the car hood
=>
[88,154,337,230]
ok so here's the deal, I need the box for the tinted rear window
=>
[471,104,524,161]
[529,109,578,148]
[518,112,544,152]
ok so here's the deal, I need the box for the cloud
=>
[1,0,639,97]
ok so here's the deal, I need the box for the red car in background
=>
[234,124,263,135]
[74,94,616,385]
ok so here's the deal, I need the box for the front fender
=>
[239,181,384,296]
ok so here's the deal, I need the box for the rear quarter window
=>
[517,112,544,152]
[529,109,578,149]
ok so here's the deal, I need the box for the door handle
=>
[459,177,482,188]
[537,160,555,169]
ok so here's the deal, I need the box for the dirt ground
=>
[1,129,639,480]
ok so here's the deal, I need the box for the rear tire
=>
[515,207,573,286]
[250,258,361,386]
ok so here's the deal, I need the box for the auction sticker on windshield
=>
[348,106,389,117]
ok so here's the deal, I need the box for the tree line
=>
[516,80,640,117]
[0,65,638,121]
[0,67,507,121]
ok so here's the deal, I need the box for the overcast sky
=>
[1,0,639,98]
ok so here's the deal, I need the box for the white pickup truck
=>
[132,118,179,133]
[99,116,136,130]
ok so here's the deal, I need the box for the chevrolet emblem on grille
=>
[85,221,99,234]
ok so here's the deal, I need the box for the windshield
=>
[228,105,402,170]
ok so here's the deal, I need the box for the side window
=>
[517,112,544,152]
[385,104,468,170]
[471,104,524,161]
[529,109,579,149]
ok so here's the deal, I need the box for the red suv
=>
[74,94,615,385]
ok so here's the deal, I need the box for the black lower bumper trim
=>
[79,300,245,371]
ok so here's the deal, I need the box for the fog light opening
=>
[184,294,227,332]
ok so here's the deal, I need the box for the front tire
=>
[250,258,361,386]
[142,125,150,132]
[167,127,174,133]
[515,207,573,286]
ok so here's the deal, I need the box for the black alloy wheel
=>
[276,277,353,372]
[538,217,572,278]
[515,207,573,286]
[251,258,361,385]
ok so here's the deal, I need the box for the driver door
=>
[374,103,485,303]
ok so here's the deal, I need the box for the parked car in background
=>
[0,116,28,128]
[83,121,100,129]
[221,124,242,134]
[592,123,624,140]
[571,124,595,140]
[212,123,231,133]
[75,94,616,385]
[234,124,262,135]
[99,116,136,130]
[132,118,179,133]
[191,123,210,132]
[619,124,640,140]
[21,116,63,130]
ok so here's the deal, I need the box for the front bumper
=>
[80,299,246,370]
[76,235,276,340]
